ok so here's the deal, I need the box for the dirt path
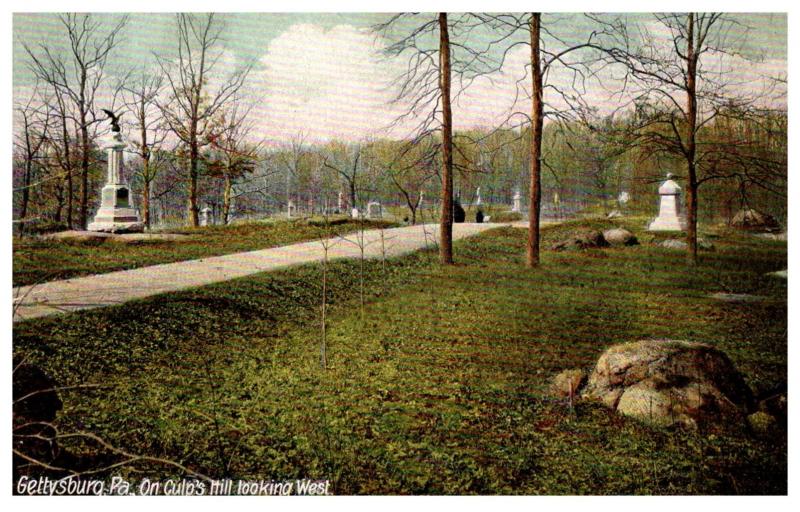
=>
[13,222,510,322]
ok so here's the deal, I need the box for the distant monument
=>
[367,201,382,219]
[337,191,344,212]
[511,189,521,213]
[87,110,143,233]
[648,173,687,231]
[287,200,295,218]
[200,207,212,227]
[475,187,482,205]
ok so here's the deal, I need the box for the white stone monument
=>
[337,191,344,212]
[367,201,382,219]
[511,189,521,213]
[351,207,360,219]
[475,187,482,206]
[648,173,686,231]
[200,207,212,227]
[88,132,143,233]
[287,200,296,218]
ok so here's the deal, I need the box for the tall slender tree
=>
[155,13,251,227]
[14,86,51,229]
[438,13,454,264]
[121,71,167,229]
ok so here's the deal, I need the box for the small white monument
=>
[337,191,344,212]
[511,189,521,213]
[88,131,143,233]
[475,187,482,206]
[287,200,296,218]
[200,207,212,227]
[648,173,687,231]
[367,201,382,219]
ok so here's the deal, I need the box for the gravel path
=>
[13,222,509,322]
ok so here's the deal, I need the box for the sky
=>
[12,12,788,145]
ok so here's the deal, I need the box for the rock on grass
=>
[582,339,754,429]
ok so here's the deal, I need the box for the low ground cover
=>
[13,218,787,494]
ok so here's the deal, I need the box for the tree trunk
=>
[79,111,89,229]
[54,187,64,223]
[66,168,73,229]
[188,137,199,227]
[349,180,357,211]
[685,14,699,265]
[222,173,232,225]
[140,110,151,230]
[527,13,544,267]
[61,114,73,229]
[20,159,32,224]
[438,12,454,265]
[142,178,151,230]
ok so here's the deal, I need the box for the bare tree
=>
[375,13,464,264]
[275,133,309,214]
[323,143,363,211]
[155,13,251,227]
[24,14,128,229]
[438,13,455,265]
[207,100,262,224]
[14,85,52,229]
[591,13,778,264]
[472,13,624,266]
[48,85,77,227]
[120,71,167,229]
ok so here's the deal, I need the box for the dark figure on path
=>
[453,199,466,223]
[476,210,484,223]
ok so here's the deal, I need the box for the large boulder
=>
[731,209,780,232]
[582,340,754,428]
[551,229,609,251]
[603,228,638,246]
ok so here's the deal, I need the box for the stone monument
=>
[287,200,295,218]
[367,201,382,219]
[648,173,686,231]
[200,207,212,227]
[475,187,482,206]
[87,112,143,233]
[511,189,521,213]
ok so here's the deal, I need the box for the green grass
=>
[13,218,787,494]
[12,217,396,287]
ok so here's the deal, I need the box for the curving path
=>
[13,222,524,323]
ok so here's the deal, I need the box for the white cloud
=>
[246,23,406,144]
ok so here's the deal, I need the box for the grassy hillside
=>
[13,218,787,494]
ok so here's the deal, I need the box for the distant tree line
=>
[14,13,786,267]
